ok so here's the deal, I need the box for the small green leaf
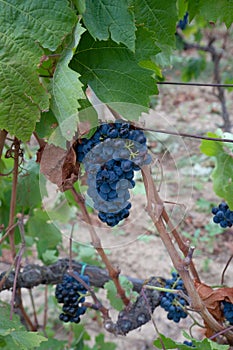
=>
[154,333,229,350]
[41,250,58,265]
[50,22,86,142]
[177,0,188,19]
[104,280,124,311]
[35,111,58,139]
[200,131,233,208]
[181,57,206,82]
[200,132,223,156]
[16,162,43,211]
[0,302,24,331]
[83,0,136,51]
[27,209,62,261]
[94,333,117,350]
[35,337,66,350]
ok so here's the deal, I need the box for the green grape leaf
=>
[0,302,23,331]
[104,280,124,311]
[17,162,45,211]
[199,0,233,28]
[177,0,188,19]
[118,276,138,302]
[133,0,178,49]
[134,27,161,63]
[94,334,117,350]
[35,110,58,139]
[41,249,58,265]
[0,0,76,141]
[50,22,86,142]
[200,132,233,208]
[70,32,157,120]
[82,0,136,51]
[0,33,49,141]
[200,132,223,156]
[154,333,229,349]
[36,338,66,350]
[1,0,77,51]
[73,0,86,14]
[0,302,46,349]
[10,331,47,350]
[27,209,62,261]
[181,57,206,82]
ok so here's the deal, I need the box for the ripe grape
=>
[160,272,188,323]
[74,121,151,226]
[212,202,233,228]
[55,272,89,323]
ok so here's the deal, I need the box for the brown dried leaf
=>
[194,281,233,337]
[40,144,80,191]
[40,144,68,187]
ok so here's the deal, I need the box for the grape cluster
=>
[55,272,89,323]
[160,272,188,323]
[222,300,233,325]
[211,202,233,228]
[75,121,151,226]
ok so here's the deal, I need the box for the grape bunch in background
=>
[74,121,151,227]
[55,272,89,323]
[160,272,189,323]
[211,202,233,228]
[222,300,233,325]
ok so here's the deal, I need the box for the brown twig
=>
[10,214,26,319]
[29,289,39,329]
[70,186,131,307]
[42,286,48,334]
[141,165,233,343]
[221,255,233,285]
[7,138,21,259]
[0,222,18,245]
[16,289,36,331]
[161,209,201,283]
[0,129,7,160]
[33,132,46,149]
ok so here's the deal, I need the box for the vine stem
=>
[141,165,233,343]
[70,186,130,307]
[0,129,7,160]
[8,138,20,259]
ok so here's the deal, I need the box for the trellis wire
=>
[157,81,233,88]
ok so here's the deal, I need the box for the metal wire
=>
[157,81,233,88]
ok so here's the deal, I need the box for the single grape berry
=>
[212,202,233,228]
[183,340,195,347]
[160,271,188,323]
[55,272,89,324]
